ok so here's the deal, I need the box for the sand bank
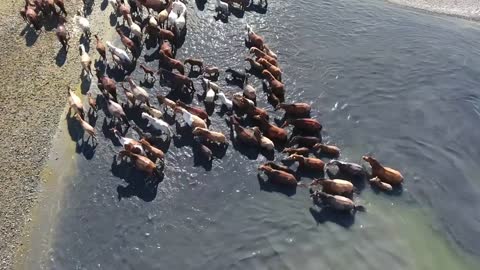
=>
[388,0,480,20]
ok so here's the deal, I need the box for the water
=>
[35,0,480,269]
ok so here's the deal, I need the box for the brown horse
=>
[159,40,173,58]
[262,70,284,102]
[22,4,42,30]
[246,24,264,50]
[95,69,117,101]
[55,15,69,49]
[184,58,203,72]
[116,27,135,53]
[252,114,288,144]
[249,47,278,67]
[157,68,194,93]
[54,0,67,15]
[94,34,107,61]
[159,50,185,74]
[137,0,169,12]
[139,64,157,81]
[258,58,282,81]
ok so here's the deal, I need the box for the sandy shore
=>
[387,0,480,20]
[0,0,84,269]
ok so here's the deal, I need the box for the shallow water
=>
[37,0,480,269]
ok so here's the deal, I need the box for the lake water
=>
[31,0,480,269]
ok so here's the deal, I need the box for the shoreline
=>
[386,0,480,20]
[14,109,79,270]
[0,0,85,269]
[11,2,120,269]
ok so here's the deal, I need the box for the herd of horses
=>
[21,0,404,215]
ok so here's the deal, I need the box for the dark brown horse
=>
[159,50,185,74]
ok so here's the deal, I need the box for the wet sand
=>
[0,0,83,269]
[387,0,480,20]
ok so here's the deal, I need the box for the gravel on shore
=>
[387,0,480,20]
[0,0,83,269]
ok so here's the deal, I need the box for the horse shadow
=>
[166,87,194,104]
[188,69,202,78]
[109,13,118,26]
[260,148,275,160]
[144,50,160,62]
[192,143,213,171]
[65,112,84,141]
[195,0,207,10]
[87,109,98,127]
[75,136,97,160]
[246,68,263,79]
[215,105,232,118]
[175,29,187,49]
[20,25,40,47]
[257,174,297,197]
[273,116,286,128]
[226,77,245,88]
[106,65,130,82]
[144,35,159,51]
[246,0,268,14]
[101,117,126,141]
[42,15,57,32]
[100,0,109,11]
[79,35,91,52]
[83,1,95,16]
[124,105,148,127]
[55,46,68,67]
[309,206,355,228]
[230,137,259,160]
[139,78,156,88]
[203,140,228,159]
[94,59,107,72]
[172,123,195,148]
[152,134,172,154]
[230,7,245,18]
[111,156,163,202]
[213,13,229,24]
[204,101,216,116]
[80,77,92,94]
